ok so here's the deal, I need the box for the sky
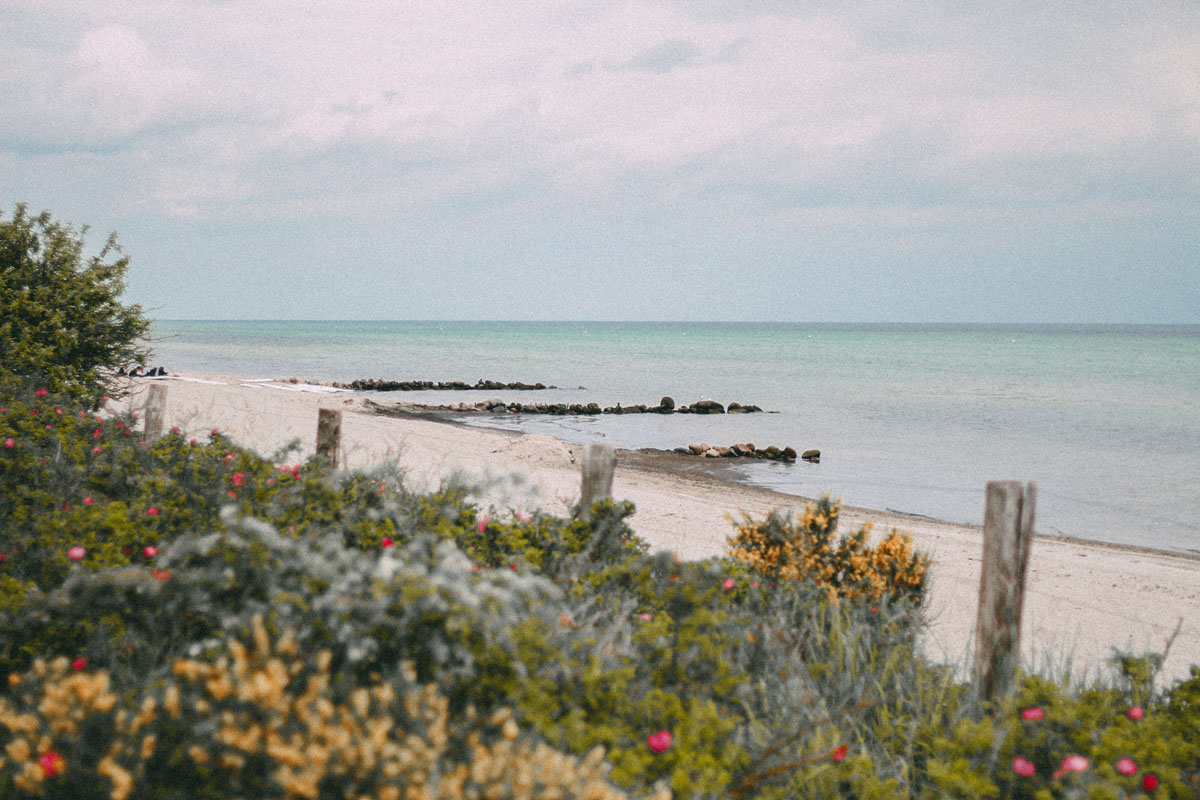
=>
[1,1,1198,323]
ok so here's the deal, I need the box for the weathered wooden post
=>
[316,408,343,468]
[579,443,616,510]
[974,480,1036,701]
[143,384,168,442]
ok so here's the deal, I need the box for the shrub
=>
[0,205,150,402]
[5,386,1200,799]
[0,618,671,800]
[726,496,928,603]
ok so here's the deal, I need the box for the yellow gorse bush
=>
[726,496,928,603]
[0,616,670,800]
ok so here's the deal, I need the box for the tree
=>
[0,204,150,400]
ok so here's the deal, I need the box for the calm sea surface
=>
[148,321,1200,555]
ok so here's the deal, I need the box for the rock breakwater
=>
[368,396,762,416]
[335,378,553,391]
[674,443,820,463]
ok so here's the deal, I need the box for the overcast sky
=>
[2,1,1197,322]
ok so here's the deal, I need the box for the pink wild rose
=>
[1115,757,1139,776]
[1060,754,1090,773]
[1012,756,1037,778]
[646,730,673,754]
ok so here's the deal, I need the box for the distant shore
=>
[109,373,1200,684]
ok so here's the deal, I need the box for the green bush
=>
[0,205,150,402]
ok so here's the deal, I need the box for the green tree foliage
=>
[0,204,150,401]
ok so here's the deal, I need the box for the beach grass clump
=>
[726,496,928,603]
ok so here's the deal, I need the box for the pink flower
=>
[751,581,759,588]
[558,612,574,628]
[1115,757,1139,776]
[146,507,159,516]
[1020,706,1045,721]
[142,545,159,558]
[831,744,848,763]
[93,428,102,439]
[152,569,171,581]
[83,496,94,505]
[67,546,86,560]
[34,388,47,398]
[232,472,245,487]
[92,447,102,454]
[478,516,489,532]
[170,426,180,435]
[72,657,87,671]
[646,730,673,754]
[227,490,238,498]
[1012,756,1037,778]
[38,751,64,778]
[4,437,13,449]
[1059,754,1090,773]
[1126,705,1144,721]
[638,613,652,622]
[1141,772,1160,793]
[381,537,395,548]
[722,577,736,591]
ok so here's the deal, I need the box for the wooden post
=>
[143,384,168,442]
[316,408,342,468]
[579,444,616,510]
[974,481,1036,701]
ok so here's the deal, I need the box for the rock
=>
[727,402,744,413]
[703,448,721,458]
[802,449,821,462]
[690,399,725,414]
[660,396,675,411]
[781,447,797,460]
[688,443,707,455]
[761,446,781,459]
[732,443,756,456]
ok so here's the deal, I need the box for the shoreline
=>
[109,373,1200,683]
[366,394,1200,565]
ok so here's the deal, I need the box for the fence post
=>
[316,408,342,468]
[143,384,168,442]
[974,480,1036,701]
[579,444,616,510]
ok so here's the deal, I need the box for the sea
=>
[147,321,1200,556]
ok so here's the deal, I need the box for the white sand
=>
[112,374,1200,685]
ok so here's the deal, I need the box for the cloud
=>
[1,0,1197,321]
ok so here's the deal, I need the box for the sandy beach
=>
[112,374,1200,685]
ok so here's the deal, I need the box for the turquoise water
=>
[148,321,1200,555]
